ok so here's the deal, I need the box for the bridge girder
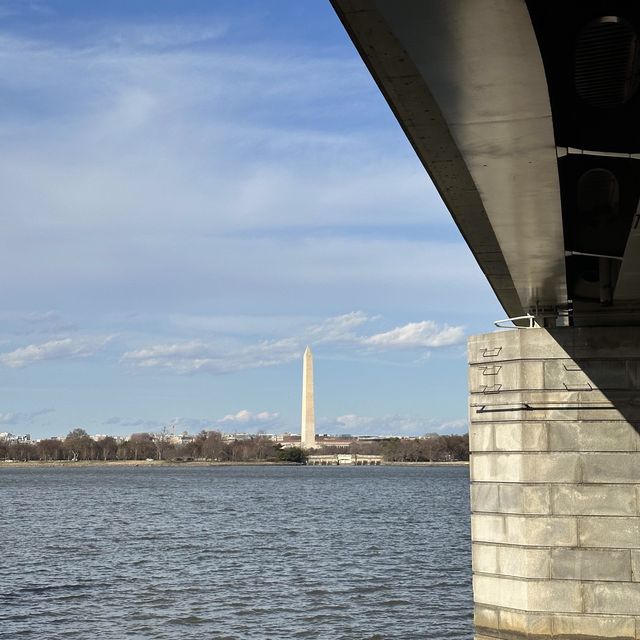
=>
[332,0,640,327]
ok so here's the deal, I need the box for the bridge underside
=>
[331,1,640,638]
[332,0,640,327]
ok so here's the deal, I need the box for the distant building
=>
[307,454,383,466]
[0,432,31,444]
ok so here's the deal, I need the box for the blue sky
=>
[0,0,503,438]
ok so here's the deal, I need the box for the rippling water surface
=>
[1,465,472,639]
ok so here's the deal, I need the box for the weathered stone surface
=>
[548,421,638,452]
[473,543,549,578]
[551,548,632,581]
[499,608,552,637]
[475,613,638,640]
[581,453,640,484]
[472,514,578,546]
[552,614,636,639]
[473,575,583,612]
[472,543,498,574]
[579,516,640,548]
[493,422,548,452]
[552,484,637,516]
[473,605,498,630]
[471,452,580,483]
[499,484,551,514]
[470,424,494,452]
[471,483,500,512]
[583,582,640,615]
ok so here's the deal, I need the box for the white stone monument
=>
[300,346,316,449]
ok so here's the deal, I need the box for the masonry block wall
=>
[469,327,640,640]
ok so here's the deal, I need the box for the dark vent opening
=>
[577,168,620,227]
[575,16,640,108]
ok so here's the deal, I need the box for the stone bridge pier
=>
[469,327,640,640]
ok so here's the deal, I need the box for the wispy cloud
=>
[107,23,228,50]
[0,310,78,336]
[121,312,464,375]
[0,408,55,425]
[121,337,299,375]
[219,409,280,428]
[308,310,370,344]
[362,321,464,350]
[0,336,111,368]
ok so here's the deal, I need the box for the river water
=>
[1,465,472,639]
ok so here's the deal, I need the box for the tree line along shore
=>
[1,429,469,464]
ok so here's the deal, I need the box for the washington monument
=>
[300,346,316,448]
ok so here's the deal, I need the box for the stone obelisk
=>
[300,346,316,448]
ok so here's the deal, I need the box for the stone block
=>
[472,514,577,546]
[471,452,580,483]
[472,543,550,579]
[473,604,498,630]
[472,514,506,543]
[544,359,594,391]
[582,453,640,484]
[493,422,548,451]
[498,545,549,579]
[499,484,551,514]
[499,609,552,637]
[473,360,544,393]
[472,543,498,574]
[473,574,528,610]
[579,516,640,548]
[552,613,636,639]
[470,424,493,452]
[468,332,523,365]
[552,485,637,516]
[551,548,632,581]
[471,483,500,512]
[548,421,637,452]
[519,361,545,391]
[583,582,640,615]
[527,580,583,613]
[519,330,571,360]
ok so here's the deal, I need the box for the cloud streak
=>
[362,321,464,350]
[121,312,464,375]
[0,408,55,425]
[0,336,111,368]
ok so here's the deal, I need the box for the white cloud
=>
[219,410,279,425]
[121,337,299,375]
[308,311,370,344]
[0,336,111,368]
[107,23,228,50]
[120,313,464,375]
[362,320,465,350]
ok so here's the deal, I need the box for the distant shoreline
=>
[0,459,469,469]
